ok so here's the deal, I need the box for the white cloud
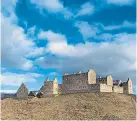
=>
[95,33,113,41]
[75,20,135,39]
[27,26,36,37]
[106,0,135,6]
[75,21,99,39]
[30,0,74,19]
[34,56,61,69]
[1,0,17,11]
[26,47,45,58]
[122,20,135,28]
[36,31,136,86]
[38,30,90,56]
[103,21,135,30]
[38,30,67,42]
[1,0,34,70]
[1,9,45,70]
[1,72,44,86]
[0,90,17,94]
[76,2,94,17]
[1,0,18,21]
[34,55,61,69]
[30,0,64,13]
[1,14,35,70]
[1,0,48,70]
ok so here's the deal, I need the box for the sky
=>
[1,0,136,94]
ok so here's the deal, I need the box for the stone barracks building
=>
[62,69,132,94]
[16,68,132,98]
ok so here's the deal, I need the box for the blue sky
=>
[1,0,136,94]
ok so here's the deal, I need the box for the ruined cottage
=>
[16,83,29,98]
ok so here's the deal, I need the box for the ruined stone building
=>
[39,78,60,97]
[61,69,132,94]
[121,78,132,94]
[16,68,133,98]
[16,83,28,98]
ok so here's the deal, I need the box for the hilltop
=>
[1,92,136,120]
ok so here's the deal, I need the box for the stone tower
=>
[53,78,58,95]
[16,83,28,98]
[127,78,132,94]
[88,69,96,84]
[123,78,132,94]
[106,75,113,86]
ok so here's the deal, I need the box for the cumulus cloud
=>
[106,0,135,6]
[94,33,113,42]
[35,56,61,69]
[102,21,135,30]
[26,47,45,58]
[1,0,136,92]
[30,0,74,19]
[76,2,94,17]
[0,90,17,94]
[1,0,17,18]
[75,21,99,39]
[75,20,135,40]
[36,30,136,86]
[30,0,64,12]
[1,6,44,70]
[1,72,44,86]
[1,18,43,69]
[1,14,35,70]
[38,30,91,56]
[27,26,37,38]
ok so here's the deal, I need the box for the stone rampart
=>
[113,86,123,93]
[62,73,89,93]
[42,82,53,97]
[88,84,100,92]
[100,84,112,92]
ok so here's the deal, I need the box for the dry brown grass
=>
[1,92,136,120]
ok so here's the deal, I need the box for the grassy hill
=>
[1,92,136,120]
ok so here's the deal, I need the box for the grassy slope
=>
[1,92,136,120]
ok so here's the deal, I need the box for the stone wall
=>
[88,84,100,92]
[113,86,123,93]
[100,84,112,92]
[62,73,89,93]
[42,81,53,96]
[122,82,128,94]
[122,79,133,94]
[89,84,113,93]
